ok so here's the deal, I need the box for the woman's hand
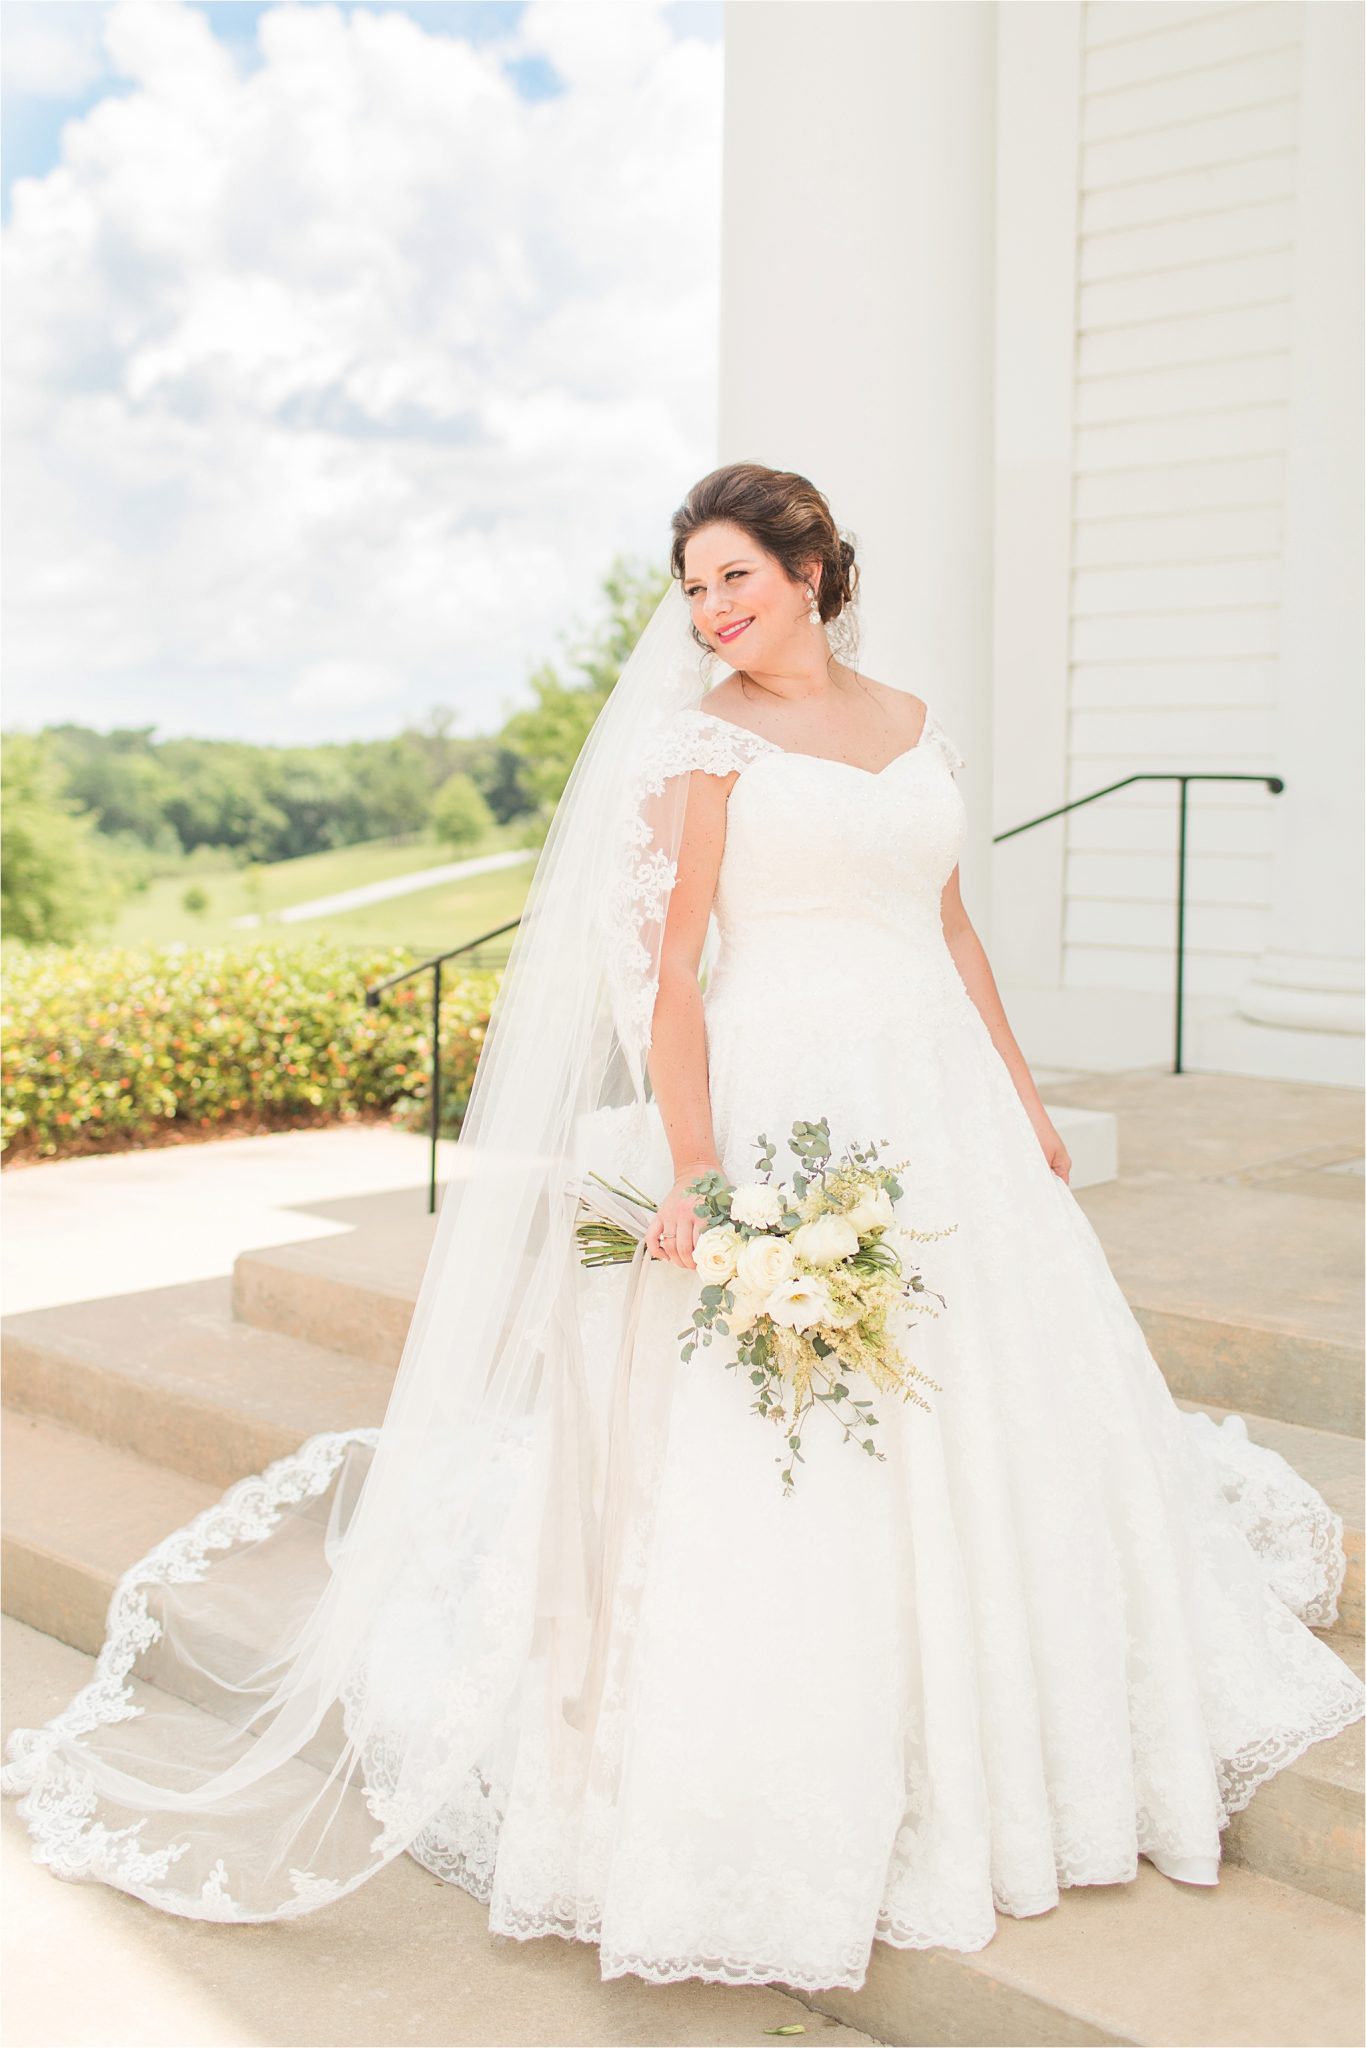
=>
[645,1168,716,1269]
[1031,1114,1072,1185]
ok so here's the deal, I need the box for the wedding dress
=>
[4,611,1362,1994]
[431,701,1363,1981]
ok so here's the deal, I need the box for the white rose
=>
[729,1182,786,1229]
[693,1224,743,1283]
[736,1232,797,1294]
[791,1213,861,1266]
[764,1276,835,1333]
[843,1185,896,1235]
[723,1284,768,1332]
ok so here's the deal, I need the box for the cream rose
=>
[764,1276,836,1333]
[843,1185,896,1235]
[791,1213,861,1266]
[723,1284,768,1332]
[693,1224,743,1284]
[729,1181,786,1229]
[736,1232,797,1294]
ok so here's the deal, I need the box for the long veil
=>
[1,577,727,1920]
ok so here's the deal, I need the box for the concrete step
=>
[1076,1180,1363,1436]
[4,1614,1361,2048]
[1,1412,221,1656]
[231,1215,437,1369]
[799,1856,1364,2047]
[8,1266,1360,1639]
[11,1273,1358,1644]
[4,1408,1359,1922]
[2,1276,389,1490]
[1223,1628,1363,1914]
[0,1411,366,1775]
[236,1192,1365,1439]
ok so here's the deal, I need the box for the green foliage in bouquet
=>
[573,1116,957,1494]
[677,1118,955,1491]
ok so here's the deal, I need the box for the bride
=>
[4,461,1362,1992]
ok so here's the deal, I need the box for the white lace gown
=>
[422,703,1364,1989]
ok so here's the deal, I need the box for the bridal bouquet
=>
[574,1116,956,1493]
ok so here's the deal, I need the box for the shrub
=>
[1,936,501,1164]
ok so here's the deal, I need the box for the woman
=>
[4,463,1362,1992]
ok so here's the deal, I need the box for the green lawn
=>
[106,824,536,956]
[292,860,531,959]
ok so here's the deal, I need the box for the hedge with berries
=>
[1,938,501,1163]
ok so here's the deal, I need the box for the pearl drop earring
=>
[805,585,820,624]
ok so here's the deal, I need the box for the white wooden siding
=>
[1063,0,1303,1003]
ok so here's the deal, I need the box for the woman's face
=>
[680,521,812,665]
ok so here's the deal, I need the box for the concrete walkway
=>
[230,849,534,928]
[0,1125,471,1315]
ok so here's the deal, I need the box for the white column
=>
[1226,0,1364,1082]
[716,0,997,925]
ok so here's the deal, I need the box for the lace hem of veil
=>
[0,1428,382,1898]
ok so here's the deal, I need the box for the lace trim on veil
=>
[1,1429,381,1912]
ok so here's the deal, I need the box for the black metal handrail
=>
[371,768,1286,1209]
[365,917,521,1213]
[993,771,1285,1076]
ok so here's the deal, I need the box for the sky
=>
[1,0,724,744]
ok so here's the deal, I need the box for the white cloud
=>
[0,2,112,98]
[2,0,722,742]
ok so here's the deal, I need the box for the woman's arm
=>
[938,865,1073,1182]
[642,767,732,1263]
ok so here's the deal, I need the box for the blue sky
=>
[1,1,723,742]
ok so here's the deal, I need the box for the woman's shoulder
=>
[694,679,760,735]
[631,699,776,793]
[863,677,930,735]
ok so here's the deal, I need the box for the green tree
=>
[45,723,181,849]
[156,739,291,858]
[475,743,537,825]
[430,771,495,853]
[346,736,434,842]
[497,555,672,811]
[1,733,125,943]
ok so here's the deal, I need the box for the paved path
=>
[231,847,534,927]
[0,1125,470,1314]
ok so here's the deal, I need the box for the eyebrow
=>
[683,559,752,579]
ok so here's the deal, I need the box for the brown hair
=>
[669,462,859,636]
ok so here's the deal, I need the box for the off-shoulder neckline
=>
[686,701,935,781]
